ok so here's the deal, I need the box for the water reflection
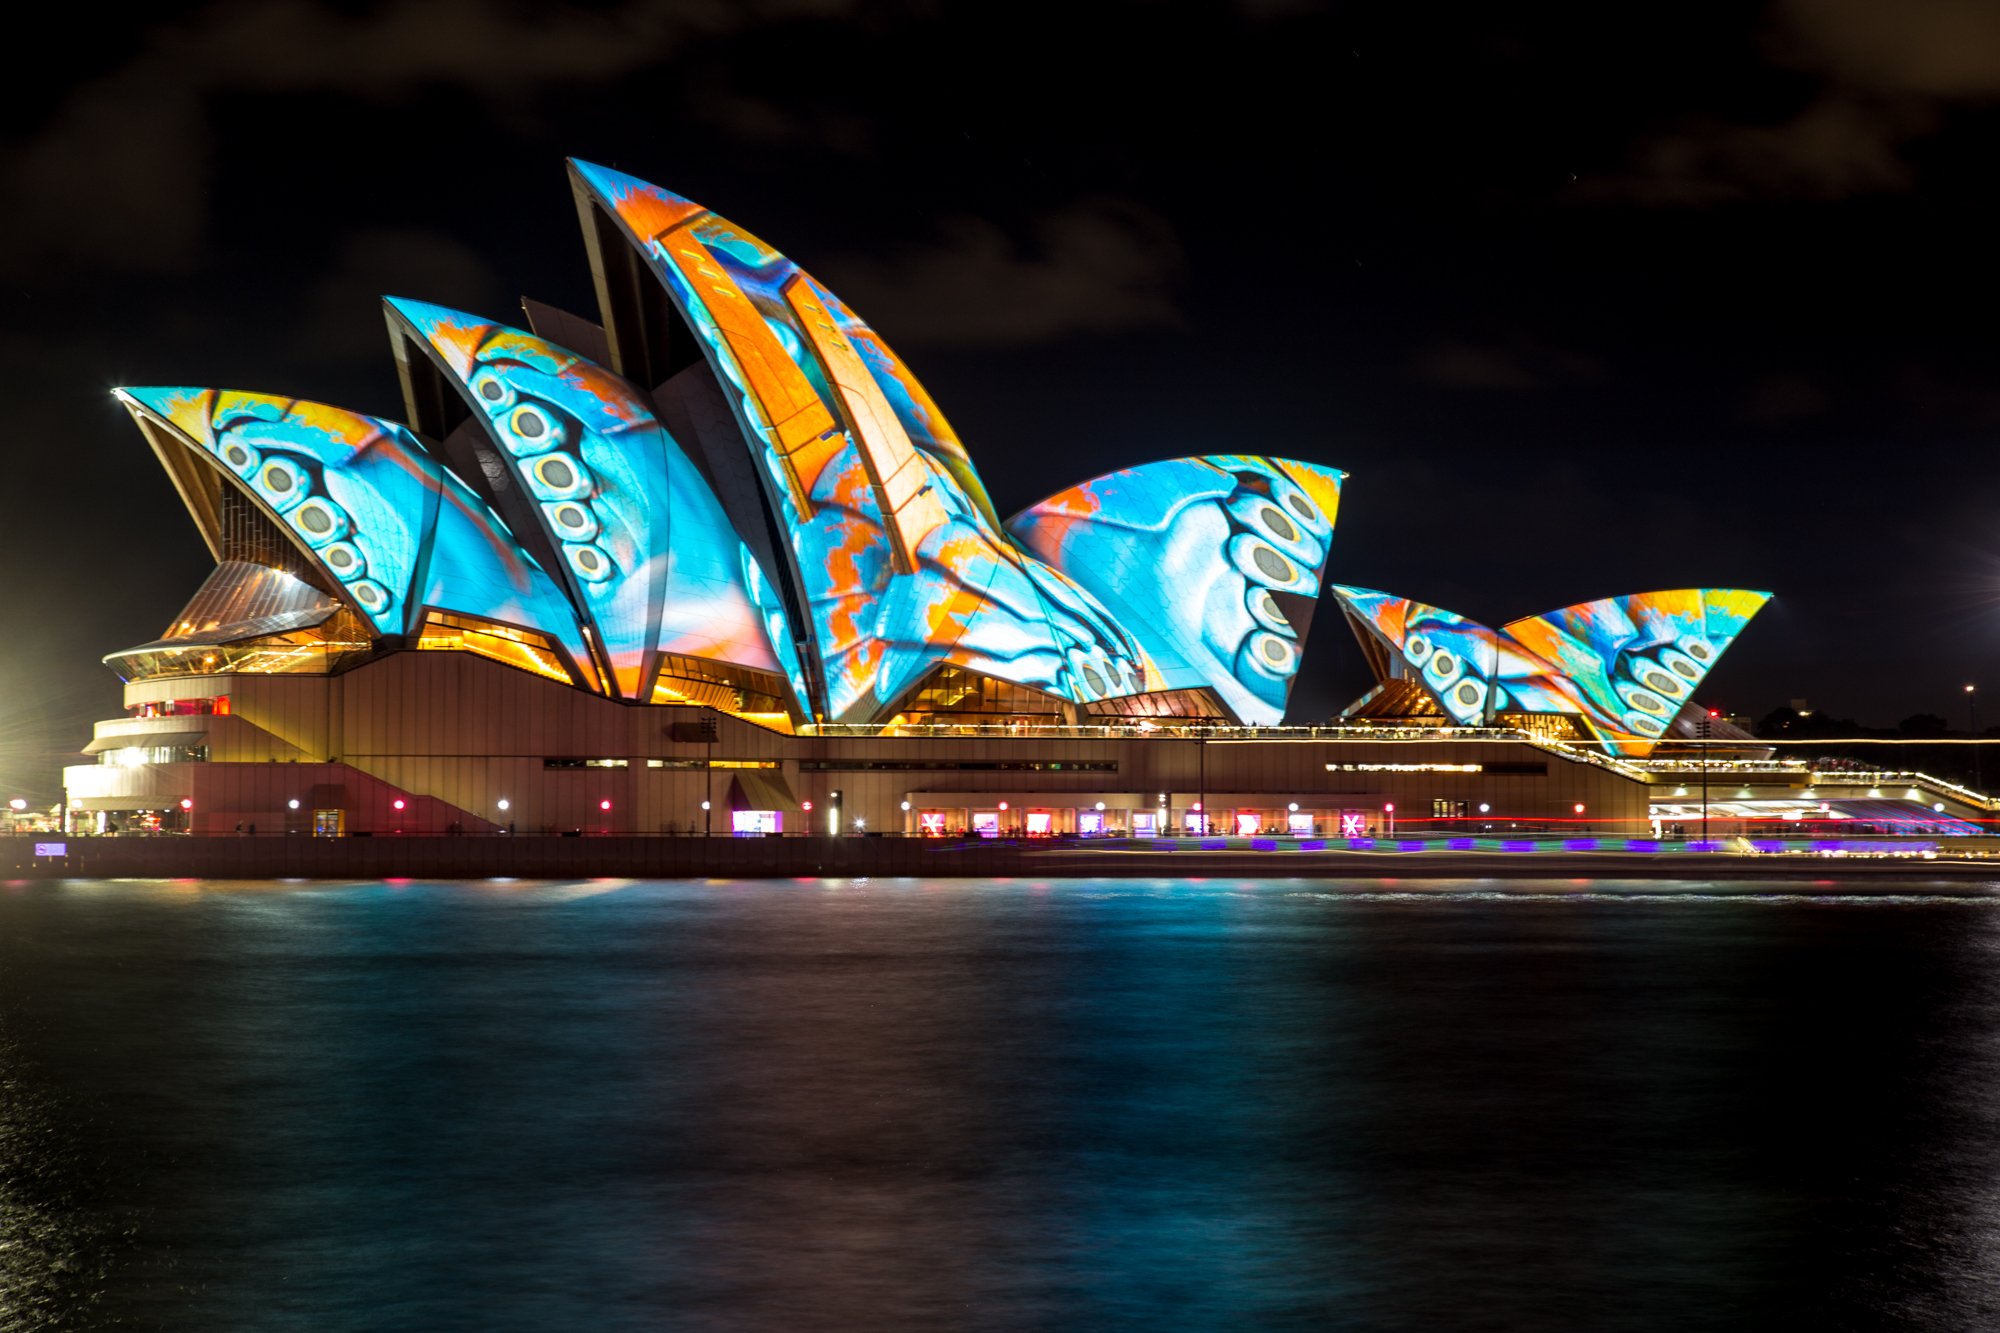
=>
[0,1023,114,1331]
[1,879,2000,1329]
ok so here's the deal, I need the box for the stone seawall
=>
[7,836,1998,882]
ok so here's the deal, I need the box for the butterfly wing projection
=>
[569,159,1147,722]
[386,298,801,706]
[117,386,597,685]
[1008,456,1346,726]
[1328,587,1502,726]
[1331,585,1771,755]
[1499,589,1772,752]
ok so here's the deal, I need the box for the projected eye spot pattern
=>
[292,497,349,544]
[545,501,598,541]
[504,404,565,456]
[322,542,364,576]
[1248,587,1289,634]
[254,457,310,512]
[220,440,259,476]
[472,370,513,408]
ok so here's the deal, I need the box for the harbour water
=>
[3,876,1999,1330]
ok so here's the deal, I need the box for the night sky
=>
[6,0,2000,799]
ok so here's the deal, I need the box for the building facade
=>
[65,159,1817,841]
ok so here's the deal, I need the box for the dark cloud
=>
[1743,375,1832,424]
[694,92,873,153]
[1896,367,2000,431]
[1775,0,2000,98]
[1596,95,1926,204]
[297,228,502,362]
[1592,0,2000,203]
[0,0,855,276]
[823,200,1185,346]
[1409,339,1597,392]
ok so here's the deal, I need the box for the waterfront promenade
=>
[7,834,1996,882]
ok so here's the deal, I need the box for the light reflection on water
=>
[2,877,2000,1330]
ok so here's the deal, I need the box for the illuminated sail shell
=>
[1008,457,1346,726]
[117,386,596,684]
[1332,584,1772,755]
[570,160,1150,722]
[387,299,800,703]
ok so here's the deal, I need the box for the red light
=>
[1573,803,1585,815]
[179,798,192,811]
[1708,709,1719,718]
[1383,803,1394,813]
[802,800,813,811]
[599,799,612,811]
[392,798,406,811]
[999,801,1009,811]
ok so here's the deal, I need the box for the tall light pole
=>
[1968,684,1982,796]
[1197,718,1208,836]
[1700,709,1715,841]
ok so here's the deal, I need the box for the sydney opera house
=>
[65,160,1965,841]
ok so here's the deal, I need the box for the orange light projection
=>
[785,276,948,574]
[654,229,842,514]
[416,612,575,685]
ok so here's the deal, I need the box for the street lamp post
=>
[1700,709,1715,842]
[1196,718,1208,836]
[1967,685,1981,795]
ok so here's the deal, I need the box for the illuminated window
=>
[100,744,208,766]
[1086,689,1228,720]
[642,758,779,770]
[112,610,372,682]
[891,666,1067,726]
[416,611,574,685]
[799,759,1116,772]
[651,656,794,723]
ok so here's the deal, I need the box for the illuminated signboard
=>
[1007,456,1346,726]
[1332,585,1772,756]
